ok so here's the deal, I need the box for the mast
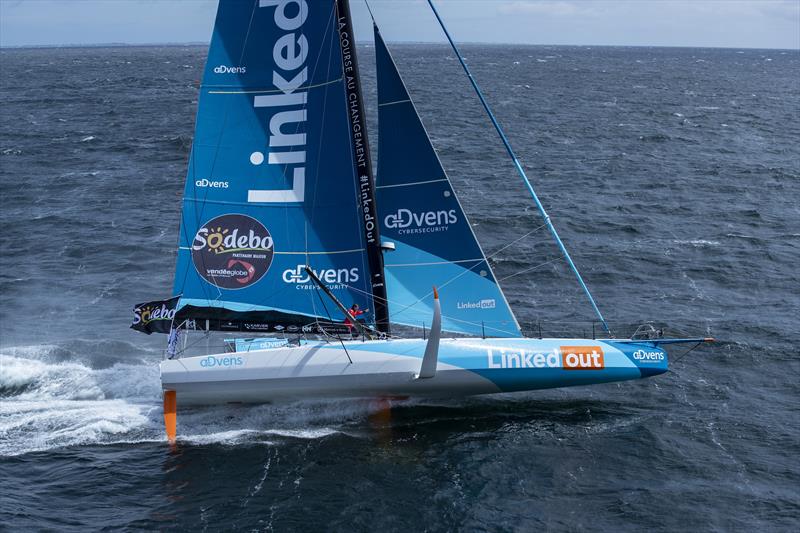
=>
[335,0,390,334]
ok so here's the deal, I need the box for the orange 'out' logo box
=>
[560,346,605,370]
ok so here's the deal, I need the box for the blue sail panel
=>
[385,243,522,337]
[374,26,520,337]
[172,0,375,330]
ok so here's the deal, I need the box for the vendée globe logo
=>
[213,65,246,74]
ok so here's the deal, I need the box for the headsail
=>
[373,26,521,337]
[172,0,377,333]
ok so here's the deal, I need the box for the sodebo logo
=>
[384,209,457,234]
[214,65,247,74]
[199,355,244,368]
[282,265,360,289]
[632,349,665,363]
[487,346,605,370]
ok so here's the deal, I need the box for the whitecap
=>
[673,239,720,247]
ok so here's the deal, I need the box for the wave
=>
[0,346,383,456]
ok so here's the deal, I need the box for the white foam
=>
[0,349,380,456]
[0,397,155,456]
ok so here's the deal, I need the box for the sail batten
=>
[373,26,521,337]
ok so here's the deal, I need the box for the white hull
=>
[161,338,665,405]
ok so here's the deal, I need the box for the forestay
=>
[373,26,521,337]
[172,0,376,333]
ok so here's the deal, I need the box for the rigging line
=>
[339,281,516,337]
[426,0,610,335]
[671,340,705,366]
[314,281,353,363]
[378,99,412,107]
[363,0,377,23]
[386,258,483,268]
[343,282,519,337]
[385,236,523,320]
[431,315,522,338]
[484,222,548,261]
[353,246,552,325]
[207,77,343,94]
[375,178,448,189]
[497,257,562,282]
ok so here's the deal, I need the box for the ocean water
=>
[1,44,798,531]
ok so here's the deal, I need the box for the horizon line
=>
[2,41,798,52]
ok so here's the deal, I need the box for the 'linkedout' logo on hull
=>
[487,346,605,370]
[383,208,457,235]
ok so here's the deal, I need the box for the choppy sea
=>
[0,44,798,531]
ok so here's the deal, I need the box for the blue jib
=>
[373,26,521,337]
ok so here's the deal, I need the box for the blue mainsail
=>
[172,0,376,331]
[373,26,521,337]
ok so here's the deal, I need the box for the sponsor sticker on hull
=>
[559,346,605,370]
[631,349,666,364]
[487,346,605,370]
[199,355,244,368]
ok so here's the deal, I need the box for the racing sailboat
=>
[131,0,711,441]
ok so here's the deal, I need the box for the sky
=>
[0,0,798,49]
